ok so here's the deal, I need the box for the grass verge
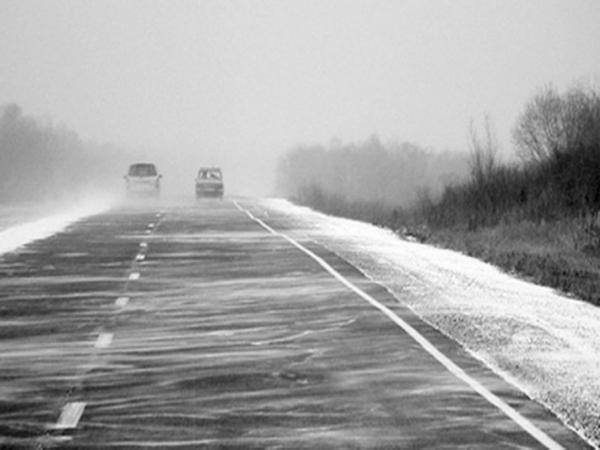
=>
[428,220,600,306]
[294,194,600,307]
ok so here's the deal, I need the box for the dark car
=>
[125,163,161,197]
[195,167,224,199]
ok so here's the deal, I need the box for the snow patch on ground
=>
[262,198,600,448]
[0,199,111,255]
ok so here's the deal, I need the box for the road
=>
[0,199,590,449]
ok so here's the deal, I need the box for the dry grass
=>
[293,189,600,306]
[283,83,600,306]
[428,219,600,306]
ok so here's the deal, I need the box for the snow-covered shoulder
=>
[0,198,111,255]
[262,198,600,448]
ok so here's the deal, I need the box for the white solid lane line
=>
[94,333,114,349]
[115,296,129,307]
[232,200,564,450]
[52,402,86,430]
[129,272,140,281]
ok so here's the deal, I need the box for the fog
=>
[0,103,128,203]
[277,137,469,207]
[0,101,267,205]
[0,102,254,202]
[1,1,600,201]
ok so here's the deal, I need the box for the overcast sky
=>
[1,0,600,194]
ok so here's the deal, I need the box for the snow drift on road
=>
[0,199,111,255]
[261,198,600,448]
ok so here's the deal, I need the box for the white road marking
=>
[101,440,215,447]
[95,332,113,348]
[140,242,148,248]
[233,200,564,450]
[147,223,155,229]
[136,253,145,261]
[129,272,140,280]
[52,401,86,430]
[115,296,129,307]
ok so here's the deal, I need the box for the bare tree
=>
[562,86,600,151]
[513,84,600,163]
[469,115,498,185]
[512,85,565,162]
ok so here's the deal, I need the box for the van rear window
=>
[129,164,157,176]
[198,169,222,180]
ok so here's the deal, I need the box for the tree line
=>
[276,136,469,209]
[0,103,128,202]
[276,83,600,232]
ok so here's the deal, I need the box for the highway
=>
[0,199,590,449]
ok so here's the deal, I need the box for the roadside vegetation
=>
[0,103,129,202]
[277,137,470,209]
[277,83,600,305]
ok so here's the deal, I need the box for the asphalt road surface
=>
[0,199,591,449]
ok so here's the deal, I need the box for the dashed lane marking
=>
[232,200,565,450]
[48,216,160,437]
[115,296,129,307]
[94,333,113,349]
[51,402,86,430]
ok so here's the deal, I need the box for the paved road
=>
[0,199,590,449]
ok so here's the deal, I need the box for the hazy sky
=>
[1,0,600,194]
